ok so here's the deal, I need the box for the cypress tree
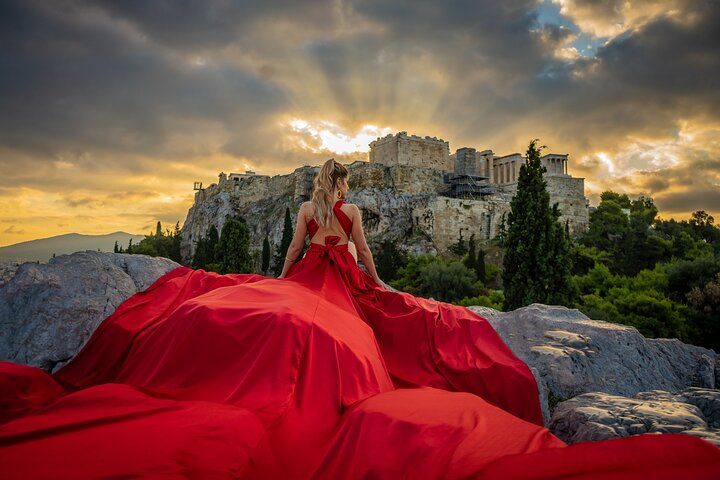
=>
[207,225,219,265]
[113,240,119,253]
[496,213,508,247]
[463,233,477,273]
[376,239,408,282]
[192,236,208,269]
[450,231,468,257]
[216,217,253,274]
[272,207,295,276]
[170,221,182,263]
[502,139,572,310]
[155,221,162,237]
[546,203,575,305]
[262,233,271,273]
[476,247,486,284]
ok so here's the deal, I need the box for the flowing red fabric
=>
[1,201,719,477]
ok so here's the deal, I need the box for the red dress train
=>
[1,199,718,478]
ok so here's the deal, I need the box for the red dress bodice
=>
[307,199,352,244]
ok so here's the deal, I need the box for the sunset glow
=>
[1,0,718,246]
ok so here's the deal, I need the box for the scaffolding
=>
[444,174,494,199]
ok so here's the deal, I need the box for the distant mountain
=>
[0,232,146,262]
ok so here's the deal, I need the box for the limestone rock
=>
[0,251,179,373]
[549,388,720,446]
[0,260,23,288]
[180,159,589,266]
[468,303,717,425]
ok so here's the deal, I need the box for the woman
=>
[1,160,718,478]
[277,158,394,292]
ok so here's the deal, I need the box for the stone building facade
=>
[181,132,590,264]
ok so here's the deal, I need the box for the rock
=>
[180,160,588,266]
[468,303,717,425]
[0,251,179,373]
[549,388,720,446]
[0,260,23,288]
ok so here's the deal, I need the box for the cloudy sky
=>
[1,0,719,245]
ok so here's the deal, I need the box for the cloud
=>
[0,0,718,245]
[3,225,26,235]
[551,0,695,38]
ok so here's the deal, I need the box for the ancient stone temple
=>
[180,132,589,266]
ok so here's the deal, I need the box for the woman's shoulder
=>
[302,200,356,219]
[340,202,358,217]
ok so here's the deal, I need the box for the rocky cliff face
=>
[180,161,589,267]
[470,303,719,445]
[0,251,179,372]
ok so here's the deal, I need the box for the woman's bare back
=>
[305,201,358,261]
[307,202,351,245]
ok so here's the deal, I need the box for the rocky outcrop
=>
[180,161,588,267]
[0,260,23,288]
[0,251,179,373]
[468,303,717,425]
[549,388,720,446]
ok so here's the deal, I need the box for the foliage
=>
[121,221,182,263]
[261,233,271,274]
[390,254,443,295]
[454,290,505,311]
[418,261,477,302]
[192,218,253,274]
[214,217,253,274]
[572,263,690,341]
[374,239,409,283]
[685,272,720,352]
[502,139,574,310]
[448,231,468,257]
[664,255,720,303]
[191,224,219,269]
[462,233,487,284]
[271,207,294,277]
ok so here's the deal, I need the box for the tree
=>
[155,221,162,237]
[546,203,577,306]
[495,213,508,247]
[689,210,720,244]
[463,233,477,272]
[686,272,720,352]
[583,197,629,253]
[272,207,294,276]
[215,217,253,274]
[192,236,209,269]
[375,239,408,283]
[113,240,119,253]
[170,221,182,262]
[262,233,271,273]
[449,231,468,257]
[207,225,219,265]
[127,238,133,253]
[391,254,443,295]
[475,247,487,284]
[600,191,631,209]
[419,261,477,302]
[502,139,573,310]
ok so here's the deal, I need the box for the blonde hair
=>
[311,158,348,228]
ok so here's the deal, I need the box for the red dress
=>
[1,198,718,478]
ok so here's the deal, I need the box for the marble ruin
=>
[182,131,589,262]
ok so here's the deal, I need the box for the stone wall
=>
[370,132,453,172]
[181,138,591,264]
[412,195,514,252]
